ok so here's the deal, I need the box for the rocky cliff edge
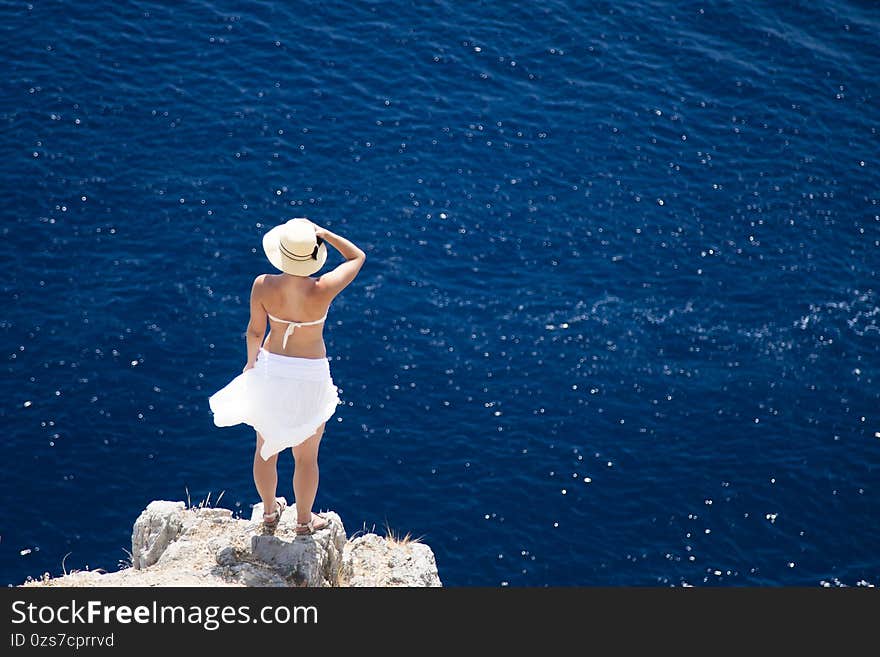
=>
[23,500,442,588]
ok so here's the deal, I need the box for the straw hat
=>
[262,218,328,276]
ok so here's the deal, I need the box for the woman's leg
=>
[292,422,326,525]
[254,431,279,515]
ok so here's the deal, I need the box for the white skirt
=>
[209,348,341,460]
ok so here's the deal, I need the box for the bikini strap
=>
[269,312,328,349]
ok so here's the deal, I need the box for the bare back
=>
[261,275,332,359]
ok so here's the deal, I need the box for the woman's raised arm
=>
[309,222,366,297]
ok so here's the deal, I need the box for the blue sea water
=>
[1,0,878,587]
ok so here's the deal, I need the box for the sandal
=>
[262,498,287,533]
[295,513,331,536]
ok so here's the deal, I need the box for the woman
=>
[209,218,366,535]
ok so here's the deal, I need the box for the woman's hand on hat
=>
[242,362,255,373]
[304,218,327,238]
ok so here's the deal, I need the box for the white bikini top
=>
[267,311,328,349]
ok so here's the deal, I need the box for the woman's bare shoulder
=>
[251,274,282,301]
[255,272,286,287]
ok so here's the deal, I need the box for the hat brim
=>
[262,225,328,276]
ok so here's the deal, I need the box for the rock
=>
[215,544,238,567]
[23,501,442,588]
[250,510,345,586]
[224,562,289,587]
[342,533,442,587]
[131,501,185,569]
